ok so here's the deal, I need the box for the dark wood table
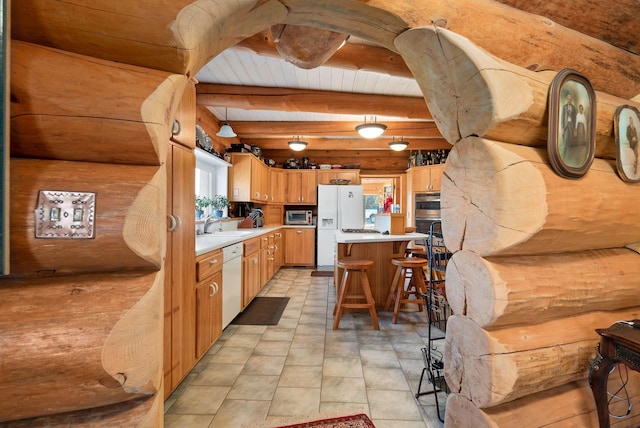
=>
[589,320,640,427]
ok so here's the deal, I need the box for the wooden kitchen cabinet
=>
[316,169,360,185]
[242,237,261,308]
[274,230,284,271]
[269,168,286,204]
[194,249,222,360]
[229,153,270,203]
[284,228,315,266]
[411,164,444,192]
[285,170,317,204]
[164,141,196,399]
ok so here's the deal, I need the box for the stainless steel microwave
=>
[285,210,313,225]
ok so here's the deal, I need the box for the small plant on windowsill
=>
[195,195,212,219]
[211,195,230,218]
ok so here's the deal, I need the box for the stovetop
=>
[341,228,381,234]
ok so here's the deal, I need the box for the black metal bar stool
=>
[333,259,379,330]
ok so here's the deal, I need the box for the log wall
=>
[400,26,640,426]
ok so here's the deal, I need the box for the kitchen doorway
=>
[361,176,402,228]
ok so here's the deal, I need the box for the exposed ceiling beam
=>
[236,31,414,78]
[227,121,440,138]
[196,84,431,119]
[242,137,452,151]
[270,24,350,69]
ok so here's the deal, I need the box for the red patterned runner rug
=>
[275,413,375,428]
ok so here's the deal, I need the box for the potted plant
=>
[210,195,229,218]
[195,195,212,219]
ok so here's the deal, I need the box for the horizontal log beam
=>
[447,249,640,329]
[249,137,449,151]
[236,31,413,78]
[227,121,440,138]
[0,272,162,421]
[442,138,640,256]
[196,84,431,120]
[395,26,639,155]
[446,379,640,427]
[10,41,182,166]
[10,159,164,276]
[493,0,640,55]
[445,310,640,408]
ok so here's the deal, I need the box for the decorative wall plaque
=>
[34,191,96,239]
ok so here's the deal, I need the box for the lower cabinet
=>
[242,237,261,308]
[194,249,223,360]
[284,228,315,266]
[195,271,222,359]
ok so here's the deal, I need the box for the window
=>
[195,148,230,216]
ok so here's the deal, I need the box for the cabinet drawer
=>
[244,237,261,256]
[196,250,222,282]
[260,234,270,249]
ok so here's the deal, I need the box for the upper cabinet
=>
[411,164,444,192]
[269,168,286,204]
[316,169,360,185]
[285,170,317,205]
[229,153,270,203]
[170,84,196,150]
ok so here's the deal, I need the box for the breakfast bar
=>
[334,230,429,308]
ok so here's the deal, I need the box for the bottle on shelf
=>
[416,150,423,166]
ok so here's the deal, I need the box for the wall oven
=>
[414,193,441,234]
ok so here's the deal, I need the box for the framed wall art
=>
[547,69,596,179]
[614,105,640,183]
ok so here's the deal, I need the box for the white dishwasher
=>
[222,242,243,329]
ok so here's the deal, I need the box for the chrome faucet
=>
[204,217,223,234]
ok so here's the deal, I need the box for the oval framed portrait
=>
[614,105,640,183]
[547,69,596,179]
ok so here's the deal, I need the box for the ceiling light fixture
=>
[216,108,237,138]
[355,116,387,139]
[388,137,409,151]
[288,136,308,152]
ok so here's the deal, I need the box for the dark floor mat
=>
[310,271,333,277]
[231,297,290,325]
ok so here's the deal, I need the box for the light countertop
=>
[196,225,316,256]
[335,231,428,244]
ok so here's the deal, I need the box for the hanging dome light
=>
[216,108,237,138]
[288,136,308,151]
[355,116,387,139]
[388,137,409,151]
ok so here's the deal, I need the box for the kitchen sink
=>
[208,231,253,237]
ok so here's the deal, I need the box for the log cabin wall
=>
[6,0,640,426]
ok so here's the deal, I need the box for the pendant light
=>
[288,136,308,152]
[216,108,237,138]
[355,115,387,139]
[388,136,409,151]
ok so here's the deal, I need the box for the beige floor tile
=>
[298,312,327,325]
[209,346,254,364]
[279,365,323,388]
[320,376,368,403]
[222,333,263,348]
[209,400,270,428]
[268,387,321,417]
[323,340,360,358]
[291,333,325,349]
[190,363,243,386]
[261,328,295,342]
[318,401,370,416]
[253,340,291,356]
[164,414,214,428]
[393,342,427,360]
[284,347,325,366]
[367,389,424,421]
[241,355,286,376]
[167,385,230,414]
[295,323,327,335]
[363,366,411,391]
[359,349,401,368]
[226,374,279,400]
[323,357,364,378]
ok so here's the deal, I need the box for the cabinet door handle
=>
[255,192,260,199]
[209,282,219,296]
[253,258,258,265]
[167,215,177,232]
[209,259,218,265]
[264,194,269,201]
[296,230,302,234]
[175,215,183,231]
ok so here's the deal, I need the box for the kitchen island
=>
[334,231,429,309]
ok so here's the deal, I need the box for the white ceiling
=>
[194,40,425,124]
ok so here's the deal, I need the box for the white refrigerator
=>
[316,184,364,267]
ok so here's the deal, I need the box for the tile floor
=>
[164,268,447,427]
